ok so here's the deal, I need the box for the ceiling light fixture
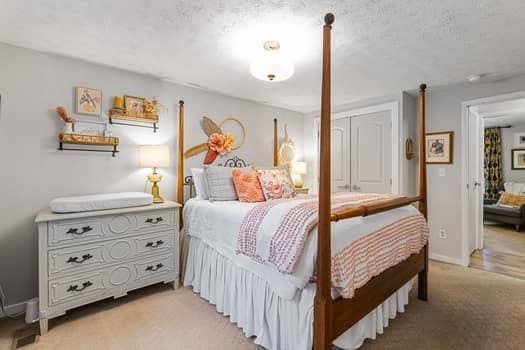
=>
[250,40,294,82]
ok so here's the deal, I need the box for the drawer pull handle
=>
[66,226,93,235]
[145,263,164,272]
[67,254,93,264]
[145,240,164,248]
[67,281,93,292]
[145,217,164,224]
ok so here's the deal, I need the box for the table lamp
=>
[290,161,307,188]
[139,145,170,203]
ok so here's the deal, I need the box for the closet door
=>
[330,117,351,192]
[350,111,392,193]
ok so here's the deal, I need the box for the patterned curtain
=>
[484,127,503,200]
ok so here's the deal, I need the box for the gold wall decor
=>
[405,138,414,160]
[184,116,246,165]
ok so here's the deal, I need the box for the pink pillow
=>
[232,169,266,202]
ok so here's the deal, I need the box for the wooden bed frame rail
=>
[176,13,429,350]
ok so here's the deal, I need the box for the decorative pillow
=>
[232,169,266,202]
[496,191,525,208]
[503,182,525,195]
[255,166,296,201]
[190,168,208,200]
[204,166,249,201]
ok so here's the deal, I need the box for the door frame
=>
[314,101,400,194]
[460,90,525,266]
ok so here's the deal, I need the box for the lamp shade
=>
[291,161,307,175]
[139,145,170,168]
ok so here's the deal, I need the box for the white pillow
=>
[191,168,209,199]
[504,182,525,195]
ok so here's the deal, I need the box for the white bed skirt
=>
[183,235,412,350]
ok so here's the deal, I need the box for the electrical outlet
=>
[439,229,446,239]
[439,168,446,177]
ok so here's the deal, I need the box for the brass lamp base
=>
[292,174,304,189]
[147,172,164,203]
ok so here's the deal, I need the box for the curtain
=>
[484,127,503,200]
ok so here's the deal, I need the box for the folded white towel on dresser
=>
[50,192,153,213]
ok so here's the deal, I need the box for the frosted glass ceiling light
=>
[250,40,294,82]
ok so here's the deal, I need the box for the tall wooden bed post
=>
[314,13,335,350]
[177,100,184,228]
[417,84,428,300]
[314,13,428,349]
[273,118,278,166]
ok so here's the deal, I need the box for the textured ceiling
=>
[1,0,525,113]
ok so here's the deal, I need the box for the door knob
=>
[474,182,481,187]
[352,184,361,191]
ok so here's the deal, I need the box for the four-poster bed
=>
[176,12,428,350]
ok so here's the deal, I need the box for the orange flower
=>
[209,133,234,156]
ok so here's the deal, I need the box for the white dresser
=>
[35,200,181,335]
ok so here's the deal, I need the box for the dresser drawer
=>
[136,210,174,230]
[48,210,175,246]
[48,231,174,277]
[48,254,175,306]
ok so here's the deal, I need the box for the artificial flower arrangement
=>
[184,116,244,165]
[205,132,235,164]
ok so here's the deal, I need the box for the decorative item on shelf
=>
[184,116,246,165]
[108,95,160,132]
[278,123,296,166]
[405,138,414,160]
[425,131,453,164]
[140,145,171,203]
[75,87,102,116]
[290,161,307,188]
[55,106,77,133]
[55,106,119,156]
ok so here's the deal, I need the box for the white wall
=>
[425,75,525,263]
[0,43,304,305]
[501,124,525,182]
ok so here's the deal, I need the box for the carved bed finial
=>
[419,84,427,91]
[324,13,335,26]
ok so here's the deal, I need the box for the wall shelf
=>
[109,109,159,132]
[58,133,120,157]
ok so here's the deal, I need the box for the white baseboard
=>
[429,253,465,266]
[0,300,26,319]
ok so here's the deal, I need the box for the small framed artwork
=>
[514,133,525,147]
[124,95,145,117]
[425,131,453,164]
[511,149,525,170]
[75,87,102,116]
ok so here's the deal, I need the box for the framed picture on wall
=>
[425,131,453,164]
[124,95,145,117]
[75,87,102,116]
[514,133,525,147]
[511,149,525,169]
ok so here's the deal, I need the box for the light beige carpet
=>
[1,261,524,350]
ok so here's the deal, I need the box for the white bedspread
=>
[183,197,421,300]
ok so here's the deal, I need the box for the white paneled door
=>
[350,111,392,193]
[330,117,351,192]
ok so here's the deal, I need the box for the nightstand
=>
[295,188,309,195]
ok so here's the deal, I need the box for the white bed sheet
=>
[183,197,420,300]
